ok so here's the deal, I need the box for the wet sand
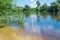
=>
[0,25,43,40]
[42,35,60,40]
[0,25,60,40]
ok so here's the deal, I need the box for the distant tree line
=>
[0,0,60,16]
[23,0,60,13]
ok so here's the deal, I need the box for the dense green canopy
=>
[0,0,12,16]
[0,0,60,25]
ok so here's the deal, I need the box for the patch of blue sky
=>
[14,0,56,7]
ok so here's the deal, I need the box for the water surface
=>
[5,12,60,40]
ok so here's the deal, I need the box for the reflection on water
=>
[1,12,60,40]
[23,12,60,40]
[24,13,60,36]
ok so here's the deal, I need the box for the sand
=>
[0,25,43,40]
[0,25,59,40]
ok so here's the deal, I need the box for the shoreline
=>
[0,25,60,40]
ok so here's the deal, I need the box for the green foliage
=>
[0,0,24,25]
[36,0,40,11]
[0,0,12,16]
[51,2,58,7]
[0,0,60,26]
[56,0,60,11]
[40,3,47,11]
[47,1,59,13]
[23,5,31,11]
[36,0,40,7]
[57,0,60,3]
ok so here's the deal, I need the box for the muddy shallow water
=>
[0,24,60,40]
[0,25,42,40]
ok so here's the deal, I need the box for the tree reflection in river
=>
[0,11,60,40]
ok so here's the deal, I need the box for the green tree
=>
[48,1,58,13]
[0,0,12,16]
[36,0,40,7]
[51,2,57,7]
[40,3,47,11]
[51,2,58,12]
[57,0,60,3]
[36,0,40,10]
[0,0,12,24]
[57,0,60,11]
[12,6,24,23]
[23,5,31,11]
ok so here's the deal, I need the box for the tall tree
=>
[57,0,60,3]
[36,0,40,10]
[48,1,58,13]
[51,2,57,7]
[36,0,40,7]
[57,0,60,11]
[40,3,47,11]
[23,5,31,11]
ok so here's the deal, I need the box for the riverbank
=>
[0,25,43,40]
[0,25,60,40]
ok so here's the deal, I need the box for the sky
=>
[14,0,56,8]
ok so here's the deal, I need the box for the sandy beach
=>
[0,25,43,40]
[0,25,60,40]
